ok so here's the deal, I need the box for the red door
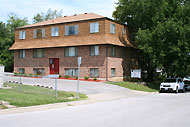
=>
[49,58,59,74]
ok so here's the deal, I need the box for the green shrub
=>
[29,74,33,77]
[75,76,78,80]
[14,72,18,76]
[93,77,97,81]
[34,74,38,77]
[84,76,89,80]
[59,74,62,78]
[64,75,69,79]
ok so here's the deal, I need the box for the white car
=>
[183,77,190,91]
[160,78,185,93]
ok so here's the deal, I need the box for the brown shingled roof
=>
[18,13,104,29]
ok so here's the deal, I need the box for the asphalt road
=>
[4,75,130,94]
[1,92,190,127]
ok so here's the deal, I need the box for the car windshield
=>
[164,78,177,83]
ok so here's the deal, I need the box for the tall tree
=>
[0,13,28,72]
[113,0,190,81]
[33,8,63,23]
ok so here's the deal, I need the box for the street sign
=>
[77,57,81,99]
[78,57,82,65]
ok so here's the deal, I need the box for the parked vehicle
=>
[183,77,190,91]
[160,77,185,93]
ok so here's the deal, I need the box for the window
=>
[110,23,115,34]
[33,49,44,58]
[90,22,99,33]
[33,28,45,38]
[19,31,25,39]
[64,47,78,57]
[65,69,78,76]
[111,68,116,77]
[90,46,99,56]
[111,46,116,56]
[19,50,25,59]
[90,68,99,77]
[65,25,79,35]
[19,68,25,74]
[123,27,126,35]
[51,27,59,36]
[33,68,45,75]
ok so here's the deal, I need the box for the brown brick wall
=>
[14,45,137,79]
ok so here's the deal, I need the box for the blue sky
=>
[0,0,118,24]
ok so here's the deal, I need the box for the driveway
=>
[4,75,130,94]
[0,92,190,127]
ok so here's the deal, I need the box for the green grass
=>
[0,83,87,107]
[107,81,159,92]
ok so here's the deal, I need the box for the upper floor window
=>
[90,46,99,56]
[19,31,25,39]
[90,22,99,33]
[33,49,44,58]
[111,46,116,56]
[65,25,79,36]
[33,28,45,38]
[123,27,126,35]
[110,23,115,34]
[19,50,25,59]
[51,27,59,36]
[64,47,78,57]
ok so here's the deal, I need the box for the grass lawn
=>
[0,83,87,107]
[107,81,160,92]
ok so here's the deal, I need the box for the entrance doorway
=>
[49,58,59,74]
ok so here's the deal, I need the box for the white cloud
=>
[0,0,118,24]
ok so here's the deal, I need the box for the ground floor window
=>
[90,68,99,77]
[33,68,45,75]
[19,68,25,74]
[111,68,116,77]
[65,68,78,76]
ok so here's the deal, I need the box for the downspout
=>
[106,46,108,81]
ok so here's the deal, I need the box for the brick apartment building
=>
[10,13,138,81]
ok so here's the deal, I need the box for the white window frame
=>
[65,47,78,57]
[90,68,99,77]
[33,49,44,58]
[19,50,25,59]
[110,23,115,34]
[65,69,78,76]
[111,46,116,56]
[33,28,45,38]
[90,22,99,33]
[111,68,116,77]
[33,68,45,75]
[65,25,79,35]
[51,27,59,36]
[19,31,25,39]
[90,46,99,56]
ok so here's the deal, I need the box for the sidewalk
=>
[0,90,157,115]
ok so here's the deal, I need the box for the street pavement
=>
[0,92,190,127]
[2,75,190,127]
[4,75,131,94]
